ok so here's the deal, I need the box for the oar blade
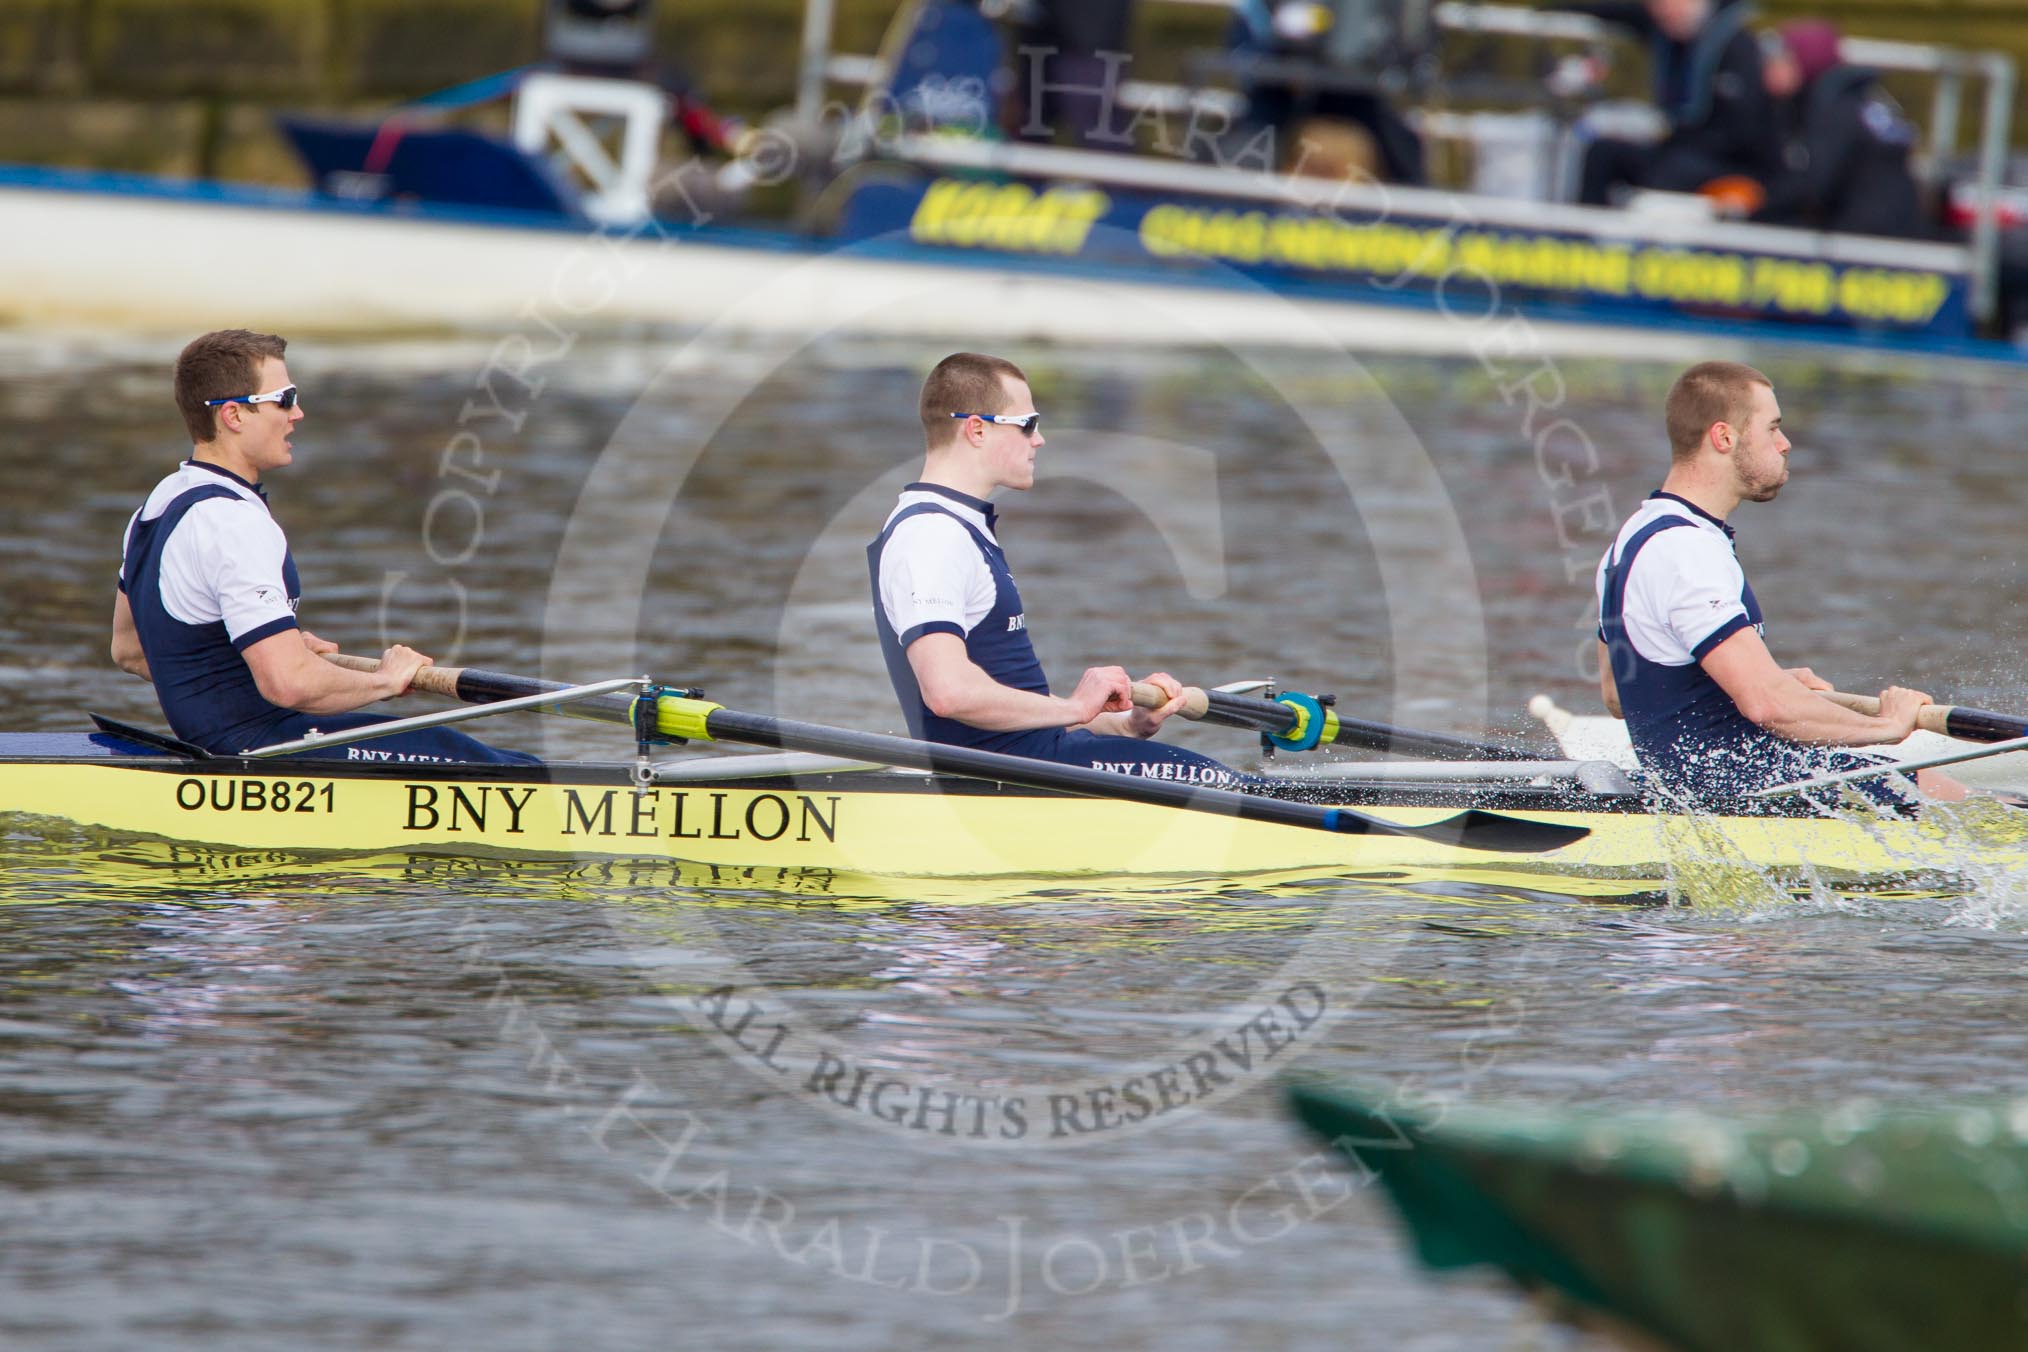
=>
[1395,809,1592,856]
[1300,804,1588,855]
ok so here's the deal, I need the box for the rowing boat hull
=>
[5,738,2024,889]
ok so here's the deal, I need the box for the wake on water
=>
[1655,792,2028,930]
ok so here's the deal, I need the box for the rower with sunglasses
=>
[109,329,534,764]
[868,352,1243,785]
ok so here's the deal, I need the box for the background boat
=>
[1288,1079,2028,1352]
[1,0,2019,361]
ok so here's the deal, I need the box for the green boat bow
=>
[1287,1082,2028,1351]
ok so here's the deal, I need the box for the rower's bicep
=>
[1697,627,1790,720]
[904,631,976,706]
[240,628,321,707]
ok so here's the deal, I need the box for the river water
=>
[4,330,2028,1349]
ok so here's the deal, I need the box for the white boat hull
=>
[0,173,1732,358]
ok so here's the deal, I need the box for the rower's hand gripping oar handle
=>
[1128,681,1211,720]
[1818,689,1953,738]
[325,650,467,700]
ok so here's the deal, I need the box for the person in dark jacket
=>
[1226,0,1427,184]
[1569,0,1778,206]
[1752,21,1923,238]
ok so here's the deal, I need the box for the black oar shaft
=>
[1202,689,1531,761]
[1131,681,1534,761]
[1939,706,2028,743]
[449,666,642,724]
[697,708,1583,855]
[326,655,646,725]
[710,710,1349,838]
[1820,690,2028,745]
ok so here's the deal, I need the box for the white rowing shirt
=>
[876,485,1001,643]
[1593,492,1758,665]
[118,460,299,643]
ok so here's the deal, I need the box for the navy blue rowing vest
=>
[1600,513,1795,800]
[869,497,1063,759]
[1602,515,1910,809]
[123,480,537,765]
[867,493,1245,784]
[124,483,305,754]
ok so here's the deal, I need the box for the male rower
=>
[868,352,1241,784]
[110,329,533,764]
[1595,360,1956,805]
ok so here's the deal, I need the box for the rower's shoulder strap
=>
[135,483,253,539]
[1602,515,1698,624]
[869,500,993,557]
[122,483,247,580]
[1608,514,1696,569]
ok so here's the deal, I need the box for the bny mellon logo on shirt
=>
[1006,614,1026,632]
[254,585,300,613]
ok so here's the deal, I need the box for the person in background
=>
[543,0,755,219]
[1565,0,1777,206]
[1751,20,1923,238]
[545,0,742,159]
[1226,0,1427,184]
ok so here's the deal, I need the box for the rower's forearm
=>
[1754,688,1904,746]
[282,682,393,716]
[925,670,1081,732]
[253,650,406,715]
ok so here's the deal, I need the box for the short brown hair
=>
[174,329,287,443]
[1665,361,1770,461]
[920,352,1027,445]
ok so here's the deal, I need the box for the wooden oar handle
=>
[1818,689,1953,737]
[1129,681,1211,720]
[324,651,466,700]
